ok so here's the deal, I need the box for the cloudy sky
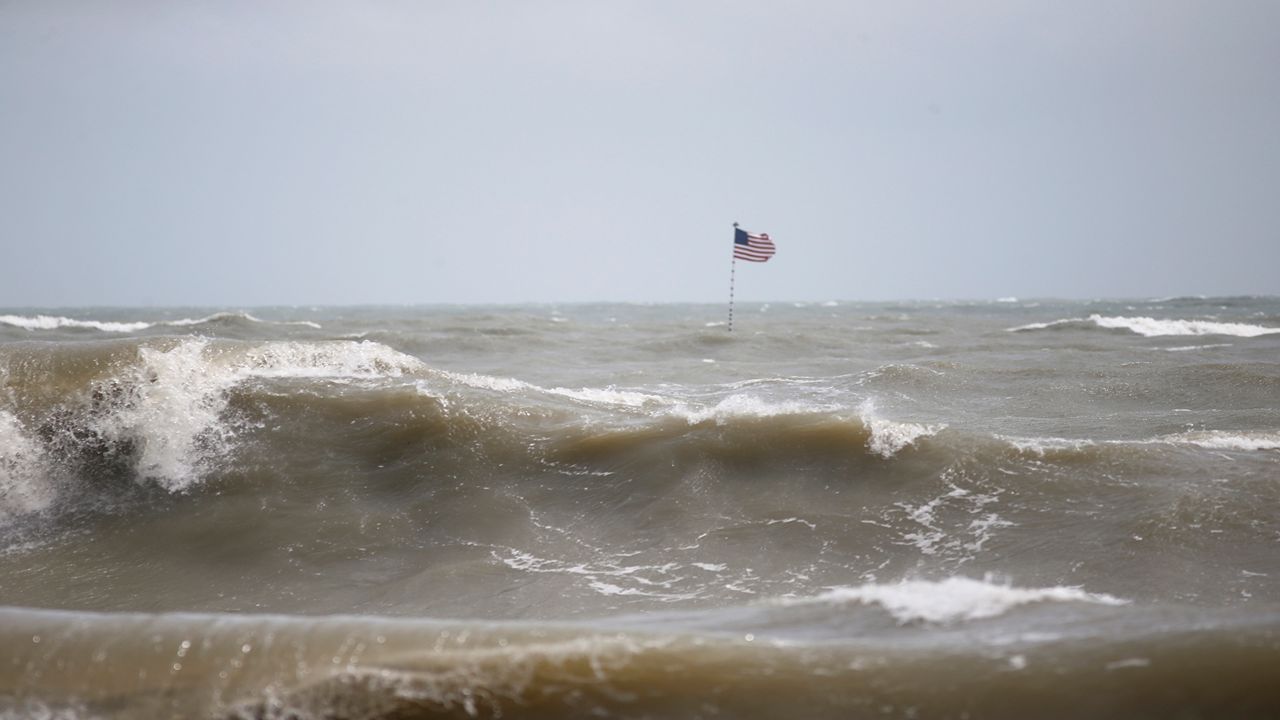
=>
[2,1,1277,306]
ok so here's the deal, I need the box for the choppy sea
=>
[1,297,1278,719]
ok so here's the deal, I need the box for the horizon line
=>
[2,294,1276,311]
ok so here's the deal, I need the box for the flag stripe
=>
[732,228,776,262]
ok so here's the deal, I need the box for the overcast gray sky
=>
[2,1,1277,306]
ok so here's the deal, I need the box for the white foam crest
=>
[0,410,54,521]
[859,400,943,459]
[435,371,669,410]
[1005,318,1082,332]
[438,373,867,428]
[93,339,423,491]
[234,341,423,379]
[722,375,829,390]
[496,549,697,601]
[672,394,837,425]
[1088,314,1280,337]
[1164,430,1280,452]
[545,386,667,408]
[95,340,228,490]
[998,435,1096,456]
[1161,343,1234,352]
[166,312,323,330]
[0,315,152,333]
[0,312,322,333]
[799,576,1127,624]
[437,371,534,394]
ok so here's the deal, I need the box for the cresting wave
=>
[783,575,1128,624]
[0,312,321,332]
[1007,314,1280,337]
[432,369,945,456]
[998,431,1280,455]
[5,335,1275,532]
[1162,430,1280,452]
[0,339,427,518]
[0,338,948,523]
[3,581,1279,720]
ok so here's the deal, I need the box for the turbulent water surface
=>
[1,299,1279,719]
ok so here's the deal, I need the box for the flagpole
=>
[728,258,736,332]
[728,222,738,332]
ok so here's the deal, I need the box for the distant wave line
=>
[0,312,321,332]
[1007,314,1280,337]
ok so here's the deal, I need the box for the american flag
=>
[733,226,776,262]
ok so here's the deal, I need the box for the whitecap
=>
[673,394,838,425]
[0,315,152,333]
[1162,430,1280,452]
[1005,318,1082,332]
[1087,314,1280,337]
[0,312,322,333]
[0,410,54,521]
[90,339,424,491]
[433,371,667,409]
[793,576,1127,624]
[998,435,1096,456]
[859,400,943,458]
[166,312,323,330]
[436,371,533,394]
[547,386,668,408]
[1006,315,1280,337]
[1161,344,1233,352]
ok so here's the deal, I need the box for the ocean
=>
[1,298,1278,719]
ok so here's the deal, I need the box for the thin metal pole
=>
[728,221,738,332]
[728,257,736,332]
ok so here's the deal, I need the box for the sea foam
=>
[0,315,152,333]
[1088,315,1280,337]
[998,435,1096,456]
[434,370,667,409]
[0,410,54,521]
[0,312,321,332]
[90,339,424,491]
[673,394,838,425]
[1164,431,1280,452]
[801,576,1127,624]
[434,370,843,420]
[859,400,943,458]
[1007,315,1280,337]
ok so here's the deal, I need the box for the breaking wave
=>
[434,369,939,456]
[0,341,960,535]
[788,575,1128,624]
[1008,314,1280,337]
[859,399,945,459]
[999,431,1280,456]
[1162,430,1280,452]
[0,339,425,500]
[0,312,321,332]
[0,410,54,521]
